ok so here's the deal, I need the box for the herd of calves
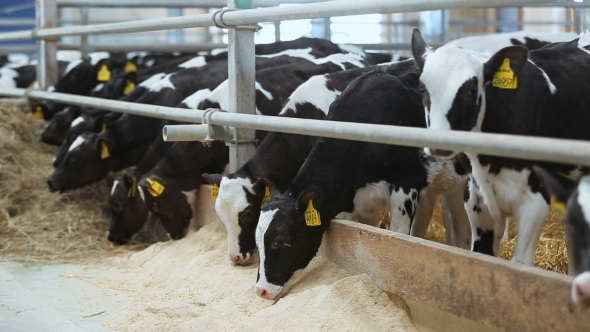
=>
[7,29,589,304]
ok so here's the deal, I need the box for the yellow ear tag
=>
[211,184,219,201]
[32,106,44,119]
[101,122,107,133]
[146,178,165,197]
[124,61,137,73]
[550,195,567,219]
[29,82,35,89]
[127,178,137,198]
[492,58,518,89]
[100,141,110,159]
[304,200,321,227]
[97,64,111,82]
[123,80,136,95]
[261,186,272,208]
[428,45,434,50]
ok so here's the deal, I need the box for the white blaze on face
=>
[138,186,146,202]
[215,177,254,261]
[111,180,120,196]
[254,208,283,299]
[68,135,86,152]
[91,83,105,93]
[70,116,85,128]
[420,46,486,132]
[577,175,590,227]
[63,59,83,76]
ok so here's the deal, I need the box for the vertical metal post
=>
[169,8,184,44]
[440,10,449,43]
[323,17,331,40]
[573,7,582,34]
[80,6,90,58]
[274,21,280,42]
[36,0,59,91]
[227,0,257,172]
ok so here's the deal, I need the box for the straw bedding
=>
[0,102,568,274]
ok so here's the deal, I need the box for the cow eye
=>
[270,236,285,250]
[68,157,81,167]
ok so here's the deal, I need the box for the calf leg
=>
[512,193,549,265]
[441,185,471,250]
[389,186,419,235]
[465,178,498,256]
[410,191,436,238]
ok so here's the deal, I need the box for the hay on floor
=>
[0,103,151,264]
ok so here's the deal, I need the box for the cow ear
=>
[532,166,576,204]
[483,45,528,83]
[296,187,323,213]
[96,136,113,160]
[253,178,280,197]
[122,71,137,95]
[202,173,222,186]
[93,115,110,133]
[411,28,429,71]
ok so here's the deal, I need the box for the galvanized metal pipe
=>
[37,0,59,91]
[0,88,28,98]
[0,30,33,42]
[56,0,325,8]
[26,0,553,39]
[9,89,590,166]
[163,124,232,142]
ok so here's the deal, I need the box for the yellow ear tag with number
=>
[211,184,219,201]
[127,178,137,198]
[101,122,107,133]
[100,141,110,159]
[97,65,111,82]
[32,106,44,119]
[124,61,137,73]
[123,79,136,95]
[304,200,321,227]
[492,58,518,89]
[550,195,567,219]
[261,186,271,208]
[146,178,165,197]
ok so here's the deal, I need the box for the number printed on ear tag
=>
[492,58,518,89]
[305,200,321,227]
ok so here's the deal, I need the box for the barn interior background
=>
[0,0,590,331]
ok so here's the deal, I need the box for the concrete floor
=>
[0,263,123,332]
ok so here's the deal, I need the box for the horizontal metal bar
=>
[0,45,36,54]
[0,18,36,26]
[0,30,33,42]
[56,0,326,7]
[4,0,554,40]
[8,89,590,166]
[57,42,225,52]
[0,88,27,98]
[163,124,232,141]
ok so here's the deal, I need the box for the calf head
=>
[204,174,278,265]
[533,166,590,307]
[30,102,67,121]
[55,58,113,95]
[255,188,325,300]
[91,71,137,100]
[47,132,112,192]
[41,106,81,146]
[411,28,528,158]
[137,174,191,240]
[107,173,148,244]
[53,114,111,168]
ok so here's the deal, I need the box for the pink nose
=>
[230,254,243,264]
[256,287,268,299]
[576,281,590,305]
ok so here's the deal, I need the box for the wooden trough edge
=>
[320,218,587,332]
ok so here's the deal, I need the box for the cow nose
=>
[107,231,128,245]
[47,177,58,192]
[256,287,267,299]
[230,254,243,264]
[572,272,590,306]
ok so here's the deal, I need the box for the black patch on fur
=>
[446,77,480,131]
[473,228,494,256]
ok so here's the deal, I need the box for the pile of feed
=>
[84,221,416,332]
[0,103,153,264]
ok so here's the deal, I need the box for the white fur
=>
[63,59,83,76]
[577,31,590,49]
[182,190,201,229]
[254,208,283,299]
[70,116,84,128]
[148,73,175,92]
[255,82,273,100]
[182,88,211,109]
[572,271,590,304]
[210,48,228,56]
[68,135,86,152]
[350,181,390,228]
[138,186,145,202]
[91,83,105,93]
[145,59,156,67]
[420,46,487,132]
[389,186,418,234]
[257,48,315,60]
[279,75,339,116]
[527,59,556,94]
[203,80,229,110]
[338,43,366,57]
[111,180,120,196]
[178,56,207,69]
[0,74,16,89]
[577,175,590,227]
[310,53,365,70]
[448,31,577,54]
[215,177,255,262]
[139,73,165,87]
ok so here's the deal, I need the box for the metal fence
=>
[1,0,590,173]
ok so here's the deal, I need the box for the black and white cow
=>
[202,62,402,265]
[533,167,590,307]
[134,141,229,240]
[447,30,577,54]
[254,70,469,300]
[411,28,590,265]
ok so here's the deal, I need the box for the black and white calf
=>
[533,167,590,307]
[254,71,469,300]
[411,28,590,265]
[447,30,577,54]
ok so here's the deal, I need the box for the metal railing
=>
[2,0,590,173]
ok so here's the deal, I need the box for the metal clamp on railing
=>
[212,8,261,31]
[162,108,233,146]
